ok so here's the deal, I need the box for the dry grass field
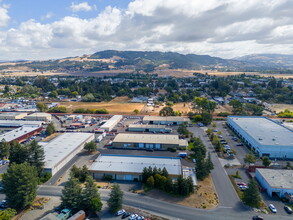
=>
[146,175,218,209]
[270,104,293,113]
[60,96,145,115]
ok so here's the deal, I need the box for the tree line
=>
[142,166,194,196]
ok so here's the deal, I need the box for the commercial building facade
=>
[112,133,188,149]
[227,116,293,159]
[143,116,190,125]
[42,132,95,176]
[89,154,182,181]
[128,124,171,133]
[255,168,293,199]
[100,115,122,131]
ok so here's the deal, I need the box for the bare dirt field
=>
[154,69,293,79]
[60,97,145,115]
[270,104,293,113]
[145,175,218,209]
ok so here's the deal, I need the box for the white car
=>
[269,204,277,213]
[116,209,125,216]
[129,214,138,220]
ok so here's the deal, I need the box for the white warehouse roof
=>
[228,116,293,147]
[0,126,40,142]
[113,133,181,145]
[257,168,293,189]
[143,116,189,122]
[90,154,182,176]
[100,115,122,129]
[0,120,42,127]
[43,132,94,170]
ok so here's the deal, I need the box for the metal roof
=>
[89,154,182,176]
[100,115,122,129]
[43,132,94,170]
[228,116,293,147]
[0,120,42,127]
[143,116,189,122]
[0,112,27,116]
[113,133,180,145]
[128,124,167,129]
[0,126,40,142]
[257,168,293,189]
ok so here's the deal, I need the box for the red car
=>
[237,182,247,186]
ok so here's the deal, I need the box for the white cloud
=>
[2,0,293,60]
[41,12,54,21]
[0,4,10,27]
[70,2,94,12]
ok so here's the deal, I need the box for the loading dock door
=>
[155,144,161,149]
[145,144,150,148]
[139,143,144,148]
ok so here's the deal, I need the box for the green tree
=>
[81,176,103,212]
[201,112,213,125]
[229,100,243,115]
[133,109,139,114]
[206,153,214,171]
[0,208,17,220]
[244,153,256,165]
[191,137,206,160]
[84,141,96,153]
[4,85,10,94]
[262,156,271,167]
[36,102,48,112]
[107,184,124,213]
[61,177,82,211]
[27,140,45,175]
[242,179,261,208]
[2,163,38,210]
[9,141,28,164]
[159,106,175,116]
[82,93,95,102]
[46,122,56,135]
[146,176,155,188]
[0,140,10,159]
[49,90,58,98]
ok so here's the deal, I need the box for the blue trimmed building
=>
[227,116,293,159]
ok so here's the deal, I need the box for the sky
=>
[1,0,293,60]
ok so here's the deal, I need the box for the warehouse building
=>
[100,115,123,131]
[24,112,52,122]
[89,154,182,181]
[143,116,190,125]
[255,168,293,200]
[227,116,293,159]
[0,120,43,127]
[112,133,188,149]
[0,112,27,120]
[0,125,42,143]
[42,132,95,176]
[128,124,172,133]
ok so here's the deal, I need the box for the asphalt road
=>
[188,126,241,208]
[36,185,292,220]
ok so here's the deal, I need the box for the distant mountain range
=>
[1,50,293,74]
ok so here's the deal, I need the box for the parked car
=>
[116,209,125,216]
[252,216,264,220]
[238,185,248,191]
[232,137,238,141]
[218,135,223,139]
[224,145,231,150]
[122,212,131,219]
[129,214,138,220]
[284,206,292,214]
[0,200,7,209]
[269,204,277,213]
[237,182,247,186]
[213,129,218,132]
[236,143,244,146]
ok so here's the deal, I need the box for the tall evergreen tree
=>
[61,177,82,211]
[81,177,103,212]
[46,122,56,135]
[9,141,28,164]
[107,184,124,213]
[0,140,10,159]
[27,140,45,175]
[2,163,38,210]
[242,179,261,208]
